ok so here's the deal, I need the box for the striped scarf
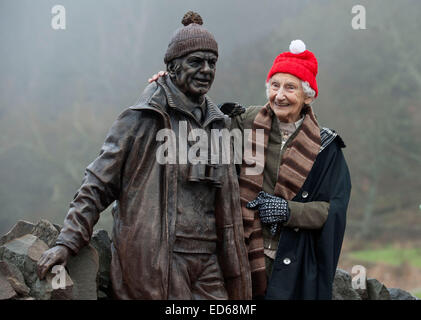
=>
[238,103,321,297]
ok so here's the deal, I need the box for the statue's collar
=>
[158,75,225,127]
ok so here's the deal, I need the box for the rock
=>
[332,268,362,300]
[366,278,391,300]
[53,224,62,233]
[90,229,111,298]
[0,234,49,289]
[388,288,418,300]
[7,277,30,297]
[97,290,110,300]
[0,270,17,300]
[66,244,99,300]
[0,260,30,296]
[0,220,35,247]
[31,219,60,248]
[31,267,73,300]
[356,286,370,300]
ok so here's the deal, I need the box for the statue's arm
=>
[38,109,144,279]
[55,109,139,254]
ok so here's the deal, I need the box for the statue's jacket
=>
[56,78,252,299]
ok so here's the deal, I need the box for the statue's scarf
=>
[238,103,321,297]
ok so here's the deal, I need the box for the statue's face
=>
[169,51,217,99]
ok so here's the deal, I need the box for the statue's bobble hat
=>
[164,11,218,64]
[266,40,319,97]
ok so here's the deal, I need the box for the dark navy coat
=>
[265,135,351,300]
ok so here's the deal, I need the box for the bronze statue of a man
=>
[37,11,251,300]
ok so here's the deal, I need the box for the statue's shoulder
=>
[105,82,167,134]
[130,82,167,111]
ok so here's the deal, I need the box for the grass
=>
[349,246,421,269]
[414,290,421,299]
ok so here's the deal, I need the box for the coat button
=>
[302,191,309,199]
[283,258,291,265]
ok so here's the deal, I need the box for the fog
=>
[1,0,420,294]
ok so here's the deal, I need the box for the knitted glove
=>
[218,102,246,118]
[246,191,290,235]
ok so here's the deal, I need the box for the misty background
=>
[1,0,420,295]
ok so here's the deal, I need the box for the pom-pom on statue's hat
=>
[164,11,219,64]
[266,40,319,97]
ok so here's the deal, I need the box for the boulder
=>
[0,270,17,300]
[0,234,49,289]
[0,260,30,296]
[97,290,109,300]
[366,278,391,300]
[66,244,99,300]
[388,288,418,300]
[356,285,370,300]
[15,297,36,300]
[0,220,35,247]
[6,277,30,297]
[90,229,111,298]
[31,219,60,248]
[332,268,362,300]
[31,267,73,300]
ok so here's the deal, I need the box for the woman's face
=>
[268,73,313,123]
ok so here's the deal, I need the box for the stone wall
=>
[0,219,418,300]
[0,220,110,300]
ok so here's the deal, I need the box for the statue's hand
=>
[218,102,246,118]
[37,245,71,280]
[148,70,168,83]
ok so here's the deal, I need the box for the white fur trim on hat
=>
[289,40,306,54]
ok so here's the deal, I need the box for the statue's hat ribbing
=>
[164,11,218,64]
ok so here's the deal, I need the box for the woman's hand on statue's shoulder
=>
[148,71,168,83]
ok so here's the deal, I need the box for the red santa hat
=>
[266,40,319,97]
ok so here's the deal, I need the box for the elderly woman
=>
[229,40,351,300]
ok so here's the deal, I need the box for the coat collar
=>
[130,76,226,128]
[129,77,226,129]
[157,75,226,128]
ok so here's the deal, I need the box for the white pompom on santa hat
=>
[289,39,306,54]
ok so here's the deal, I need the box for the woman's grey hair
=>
[301,81,316,99]
[265,80,316,102]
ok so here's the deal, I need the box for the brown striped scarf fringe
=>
[238,103,321,297]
